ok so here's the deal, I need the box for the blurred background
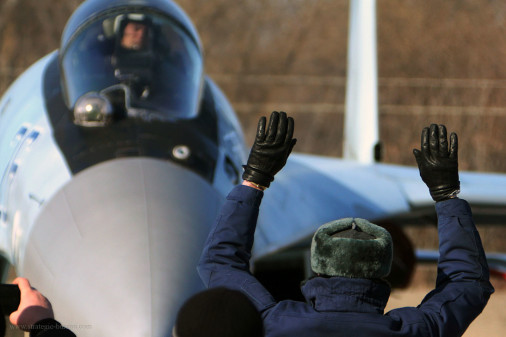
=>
[0,0,505,336]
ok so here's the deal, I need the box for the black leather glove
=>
[413,124,460,202]
[242,111,296,188]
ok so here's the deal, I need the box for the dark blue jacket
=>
[198,185,494,337]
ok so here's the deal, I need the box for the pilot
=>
[9,277,75,336]
[120,21,148,50]
[112,14,155,99]
[197,112,494,337]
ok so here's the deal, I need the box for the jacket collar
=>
[301,276,391,314]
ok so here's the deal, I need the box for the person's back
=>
[197,114,494,337]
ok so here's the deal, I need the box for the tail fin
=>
[344,0,380,164]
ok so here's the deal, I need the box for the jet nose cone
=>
[19,158,223,336]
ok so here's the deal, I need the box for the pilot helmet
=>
[114,13,152,51]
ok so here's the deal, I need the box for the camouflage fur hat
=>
[310,218,393,279]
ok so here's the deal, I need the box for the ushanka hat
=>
[310,218,393,279]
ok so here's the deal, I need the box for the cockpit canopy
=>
[60,10,203,122]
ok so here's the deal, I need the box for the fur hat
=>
[310,218,393,279]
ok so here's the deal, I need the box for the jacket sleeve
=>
[417,198,494,337]
[197,185,276,312]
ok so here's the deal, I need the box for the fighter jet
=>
[0,0,245,335]
[0,0,505,336]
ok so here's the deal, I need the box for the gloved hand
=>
[413,124,460,202]
[242,111,296,188]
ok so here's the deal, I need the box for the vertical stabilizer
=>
[344,0,379,164]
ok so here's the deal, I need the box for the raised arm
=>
[412,124,494,336]
[197,111,296,310]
